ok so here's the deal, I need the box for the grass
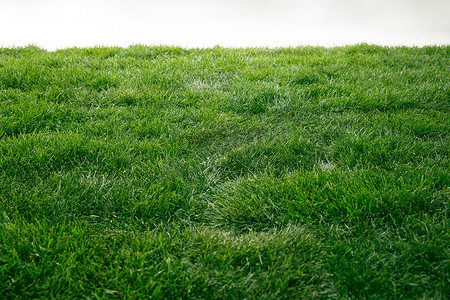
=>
[0,44,448,298]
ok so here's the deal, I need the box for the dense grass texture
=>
[0,44,449,298]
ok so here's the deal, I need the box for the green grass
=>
[0,44,448,299]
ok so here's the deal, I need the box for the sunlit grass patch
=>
[0,44,448,298]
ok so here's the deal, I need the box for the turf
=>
[0,44,448,299]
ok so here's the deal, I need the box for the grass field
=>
[0,44,448,298]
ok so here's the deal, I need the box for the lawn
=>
[0,44,448,298]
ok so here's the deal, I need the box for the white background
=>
[1,0,449,50]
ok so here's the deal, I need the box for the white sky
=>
[0,0,449,50]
